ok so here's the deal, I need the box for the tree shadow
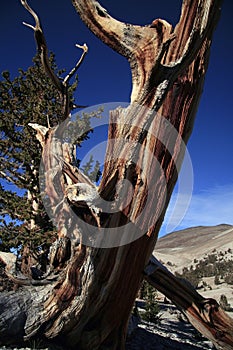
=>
[126,321,213,350]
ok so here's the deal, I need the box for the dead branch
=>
[63,43,88,85]
[145,256,233,350]
[72,0,222,107]
[21,0,63,93]
[0,250,59,287]
[21,0,88,119]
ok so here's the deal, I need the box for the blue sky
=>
[1,0,233,236]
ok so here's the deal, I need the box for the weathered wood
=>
[0,289,33,345]
[145,256,233,350]
[0,1,230,349]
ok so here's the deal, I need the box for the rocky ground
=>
[125,302,215,350]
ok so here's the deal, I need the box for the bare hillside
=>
[155,224,233,270]
[154,224,233,316]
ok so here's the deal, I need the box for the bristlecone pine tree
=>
[1,0,233,349]
[0,54,96,268]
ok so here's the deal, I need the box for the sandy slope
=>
[155,224,233,270]
[126,225,233,349]
[155,223,233,314]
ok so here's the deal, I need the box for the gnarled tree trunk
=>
[1,1,233,349]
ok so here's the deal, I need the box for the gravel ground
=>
[125,301,214,350]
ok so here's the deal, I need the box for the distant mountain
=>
[154,224,233,315]
[155,224,233,271]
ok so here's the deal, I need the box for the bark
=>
[1,1,232,350]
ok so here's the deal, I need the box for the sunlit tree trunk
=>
[1,1,233,349]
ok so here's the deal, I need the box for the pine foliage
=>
[140,280,160,323]
[0,54,93,253]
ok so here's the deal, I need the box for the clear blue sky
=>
[1,1,233,236]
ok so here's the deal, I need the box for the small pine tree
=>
[141,281,160,323]
[81,155,101,183]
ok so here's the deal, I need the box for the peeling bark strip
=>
[1,1,232,350]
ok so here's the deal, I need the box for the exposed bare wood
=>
[63,43,88,85]
[0,1,229,350]
[72,0,221,107]
[21,0,88,119]
[145,256,233,350]
[21,0,64,93]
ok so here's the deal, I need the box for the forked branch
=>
[21,0,88,119]
[63,43,88,85]
[72,0,222,106]
[21,0,63,93]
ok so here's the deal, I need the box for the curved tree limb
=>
[72,0,174,105]
[21,0,88,119]
[63,43,88,85]
[21,0,64,93]
[145,256,233,350]
[72,0,222,107]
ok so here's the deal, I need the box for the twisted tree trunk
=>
[1,1,233,349]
